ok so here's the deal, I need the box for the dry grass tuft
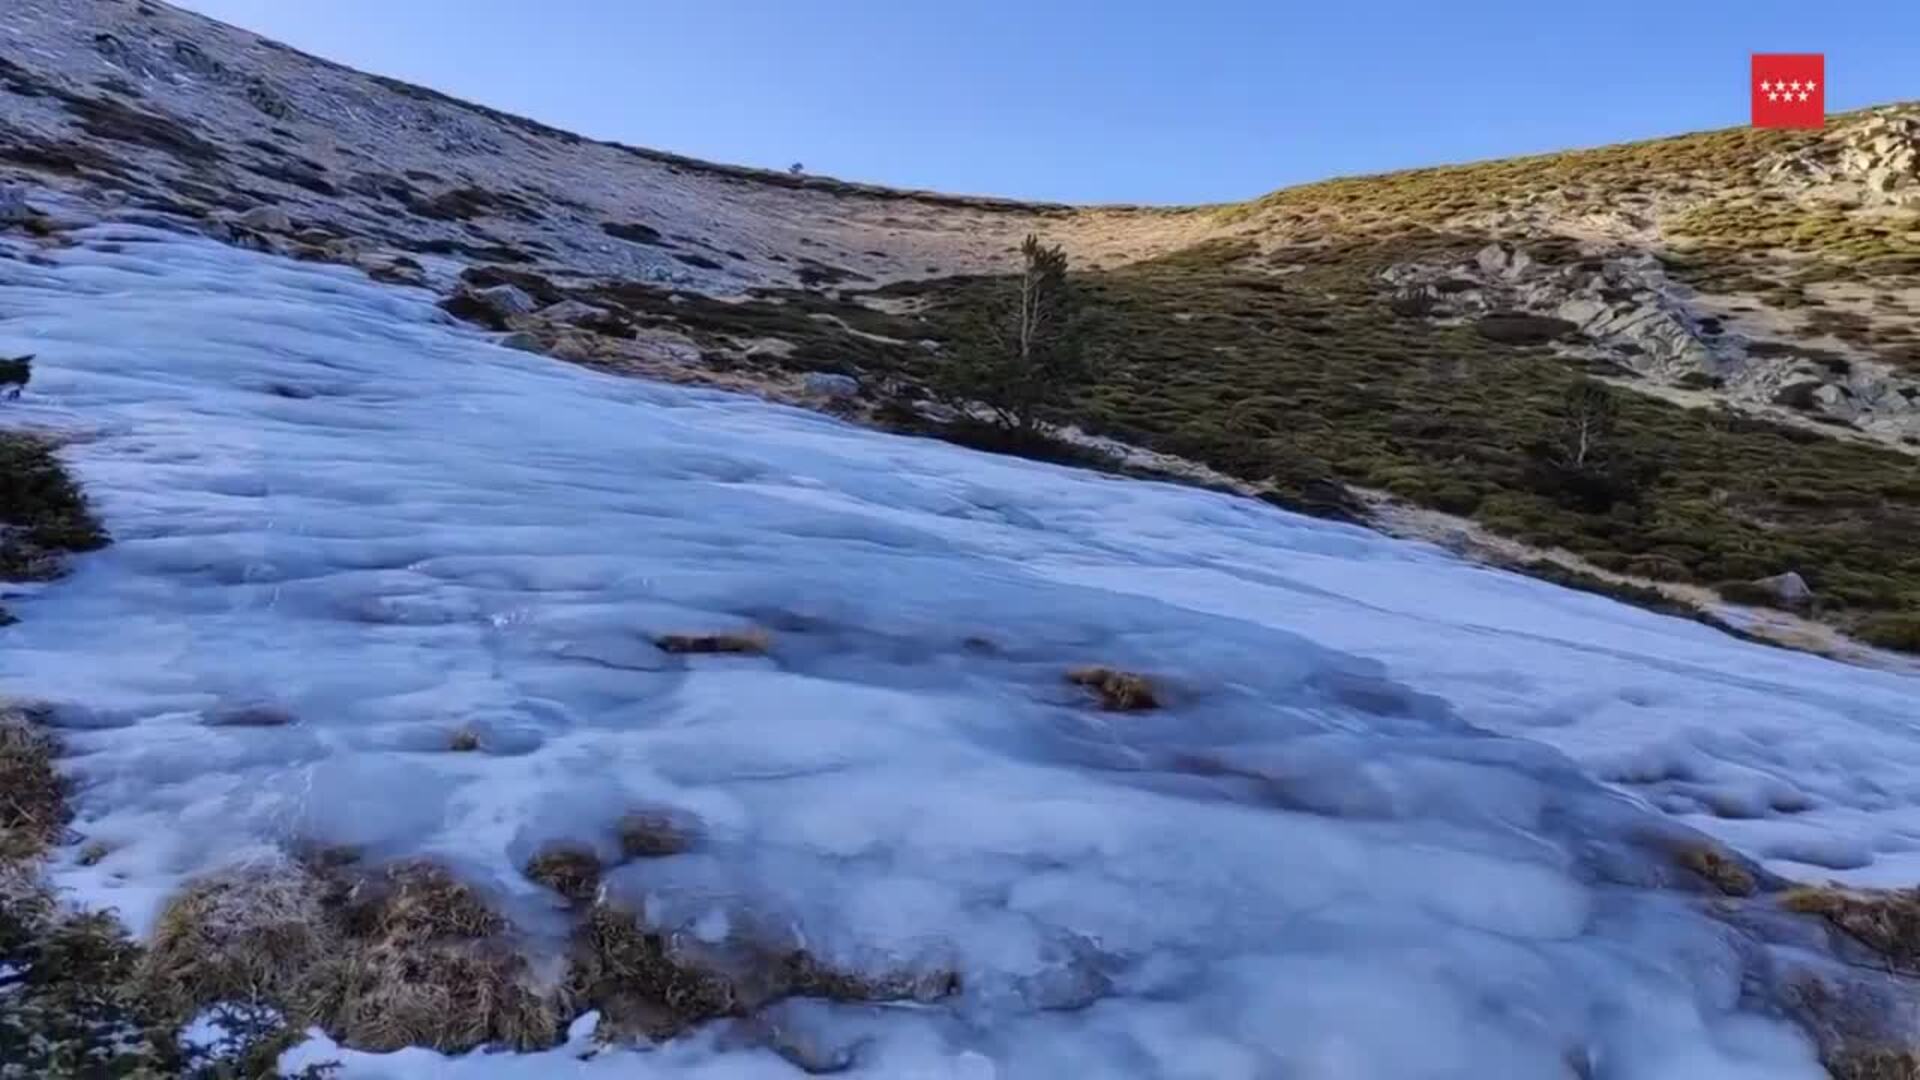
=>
[524,844,602,904]
[448,726,482,752]
[1784,886,1920,972]
[653,629,771,655]
[1827,1050,1920,1080]
[571,904,960,1042]
[0,709,66,865]
[311,859,559,1052]
[1672,841,1757,897]
[1782,970,1920,1080]
[142,860,337,1018]
[144,856,559,1054]
[617,809,700,859]
[570,905,741,1039]
[1067,666,1161,711]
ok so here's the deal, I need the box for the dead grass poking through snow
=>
[571,904,960,1042]
[1827,1050,1920,1080]
[311,860,560,1052]
[1784,886,1920,972]
[653,628,771,655]
[617,809,700,858]
[1067,666,1161,711]
[142,860,338,1018]
[1672,840,1758,897]
[148,857,561,1053]
[0,707,66,864]
[524,844,602,904]
[448,726,482,752]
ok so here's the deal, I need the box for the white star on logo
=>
[1805,80,1817,92]
[1769,91,1780,101]
[1799,91,1810,101]
[1789,80,1801,91]
[1760,80,1772,92]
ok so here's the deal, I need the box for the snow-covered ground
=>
[5,225,1918,1076]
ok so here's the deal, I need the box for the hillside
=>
[6,4,1920,1077]
[3,1,1920,657]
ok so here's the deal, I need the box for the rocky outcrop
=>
[1382,241,1920,444]
[1763,108,1920,206]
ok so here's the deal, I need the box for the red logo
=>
[1751,54,1824,128]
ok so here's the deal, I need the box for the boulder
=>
[1754,571,1814,608]
[235,204,292,233]
[469,283,537,319]
[498,331,543,353]
[0,185,33,224]
[802,372,860,399]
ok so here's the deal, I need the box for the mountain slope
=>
[7,1,1918,657]
[5,210,1917,1080]
[7,4,1920,1077]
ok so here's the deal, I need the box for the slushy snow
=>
[4,223,1915,1077]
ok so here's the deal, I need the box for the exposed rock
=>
[802,372,860,399]
[498,331,542,352]
[234,204,291,232]
[539,298,611,324]
[472,283,538,318]
[0,185,35,224]
[1756,571,1815,608]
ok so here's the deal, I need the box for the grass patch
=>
[0,708,65,864]
[876,234,1920,651]
[1670,840,1757,897]
[570,903,958,1042]
[1784,886,1920,973]
[143,857,560,1055]
[654,629,771,656]
[1,431,110,622]
[617,810,699,858]
[1066,666,1161,712]
[524,844,602,905]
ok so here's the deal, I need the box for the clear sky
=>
[173,0,1917,206]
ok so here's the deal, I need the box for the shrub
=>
[1858,614,1920,654]
[1526,380,1654,512]
[928,234,1097,436]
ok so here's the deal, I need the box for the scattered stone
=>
[1756,570,1815,608]
[472,283,537,318]
[802,372,860,399]
[498,331,543,352]
[234,204,292,233]
[0,184,36,225]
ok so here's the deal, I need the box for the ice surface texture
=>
[5,226,1912,1077]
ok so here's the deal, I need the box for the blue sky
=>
[174,0,1917,206]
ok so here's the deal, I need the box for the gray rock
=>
[0,185,33,224]
[474,284,538,318]
[1755,571,1814,607]
[538,298,612,323]
[236,204,292,233]
[803,372,860,399]
[498,331,543,352]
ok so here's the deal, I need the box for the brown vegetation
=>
[1067,666,1161,711]
[654,628,772,655]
